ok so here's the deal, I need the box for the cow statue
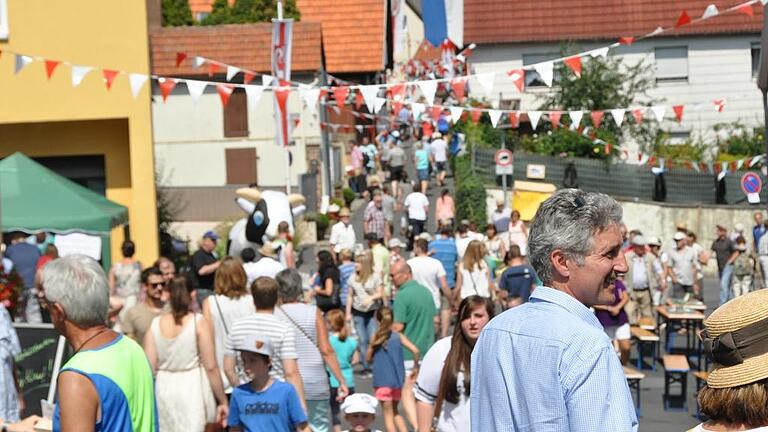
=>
[227,187,306,258]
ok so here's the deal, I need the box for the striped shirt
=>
[471,286,638,431]
[274,304,330,400]
[224,313,298,384]
[338,262,356,307]
[429,237,458,288]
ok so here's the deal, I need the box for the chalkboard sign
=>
[12,323,69,417]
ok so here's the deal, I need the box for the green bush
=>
[303,212,330,240]
[454,156,487,229]
[342,187,356,206]
[713,122,765,159]
[519,128,618,160]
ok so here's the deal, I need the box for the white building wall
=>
[153,84,321,188]
[469,35,763,150]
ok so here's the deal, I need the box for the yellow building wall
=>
[0,0,159,265]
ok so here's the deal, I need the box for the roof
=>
[296,0,386,73]
[150,22,322,76]
[465,0,763,44]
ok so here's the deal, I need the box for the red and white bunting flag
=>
[506,68,525,93]
[103,69,119,90]
[714,99,726,112]
[243,72,256,85]
[217,83,235,107]
[589,47,610,59]
[411,102,426,120]
[618,37,634,45]
[226,66,240,82]
[675,10,692,28]
[389,83,407,101]
[736,3,754,16]
[354,91,364,109]
[673,105,685,123]
[128,73,148,98]
[449,106,463,123]
[185,80,208,102]
[359,85,379,113]
[355,125,364,134]
[274,87,291,147]
[470,109,482,124]
[528,111,542,129]
[651,106,666,122]
[564,56,582,78]
[591,111,604,128]
[702,4,719,19]
[44,60,60,80]
[508,111,520,128]
[475,72,495,96]
[430,106,442,120]
[632,108,645,124]
[639,153,650,165]
[549,111,562,128]
[175,52,187,67]
[691,161,700,173]
[246,85,266,109]
[610,109,625,127]
[333,86,350,108]
[569,111,583,130]
[533,62,554,87]
[392,101,403,116]
[299,87,318,110]
[489,110,504,128]
[262,75,275,87]
[71,65,92,87]
[648,156,657,167]
[451,77,467,103]
[192,56,205,68]
[418,80,438,106]
[373,97,387,113]
[14,54,32,74]
[730,161,738,172]
[604,142,612,155]
[158,77,177,102]
[207,62,219,77]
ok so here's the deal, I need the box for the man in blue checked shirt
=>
[471,189,639,431]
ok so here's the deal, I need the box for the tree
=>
[162,0,194,26]
[202,0,300,25]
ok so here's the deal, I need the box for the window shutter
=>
[224,89,249,137]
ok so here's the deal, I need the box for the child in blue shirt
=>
[228,334,309,432]
[326,309,358,428]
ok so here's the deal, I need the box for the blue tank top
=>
[372,332,405,388]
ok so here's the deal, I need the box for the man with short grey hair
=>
[471,189,638,431]
[40,255,158,431]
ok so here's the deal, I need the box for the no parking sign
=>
[741,172,763,204]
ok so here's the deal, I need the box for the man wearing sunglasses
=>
[122,267,167,347]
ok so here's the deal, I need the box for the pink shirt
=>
[351,146,363,169]
[436,196,455,221]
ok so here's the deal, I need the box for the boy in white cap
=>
[341,393,382,432]
[228,334,310,432]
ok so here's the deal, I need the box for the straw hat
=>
[339,207,351,217]
[258,242,278,258]
[703,289,768,388]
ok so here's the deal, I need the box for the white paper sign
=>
[54,233,102,260]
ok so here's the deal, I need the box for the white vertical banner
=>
[272,19,294,148]
[391,0,407,61]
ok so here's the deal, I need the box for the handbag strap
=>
[278,305,321,351]
[212,295,229,336]
[431,360,451,431]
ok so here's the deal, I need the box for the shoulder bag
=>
[315,275,342,312]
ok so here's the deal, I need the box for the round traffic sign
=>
[495,149,514,167]
[741,172,763,195]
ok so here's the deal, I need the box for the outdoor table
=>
[656,305,706,370]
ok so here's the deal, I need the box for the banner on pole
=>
[272,19,293,147]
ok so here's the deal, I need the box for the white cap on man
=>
[673,232,687,241]
[389,238,405,249]
[631,235,646,247]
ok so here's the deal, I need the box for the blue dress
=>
[0,304,21,422]
[372,332,405,389]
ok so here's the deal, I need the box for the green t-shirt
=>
[393,280,437,361]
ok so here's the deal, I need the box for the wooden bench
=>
[624,366,645,417]
[693,371,710,419]
[663,355,690,411]
[631,326,660,371]
[638,316,656,331]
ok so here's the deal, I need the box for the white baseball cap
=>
[234,334,273,357]
[388,238,405,249]
[673,232,687,241]
[341,393,379,415]
[631,235,646,246]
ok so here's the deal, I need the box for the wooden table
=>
[624,366,646,417]
[657,306,706,369]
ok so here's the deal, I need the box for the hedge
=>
[454,156,487,229]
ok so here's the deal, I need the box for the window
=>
[523,53,558,88]
[225,148,257,185]
[667,131,691,144]
[499,99,520,110]
[0,0,8,40]
[752,42,761,78]
[655,47,688,82]
[223,88,248,138]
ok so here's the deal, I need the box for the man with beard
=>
[122,267,167,347]
[471,189,637,431]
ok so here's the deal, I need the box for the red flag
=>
[637,152,643,162]
[355,91,363,109]
[728,161,737,172]
[243,72,255,84]
[207,62,219,77]
[175,52,187,67]
[430,106,442,120]
[508,112,520,128]
[604,142,612,155]
[217,84,234,107]
[675,10,691,28]
[590,111,604,128]
[648,156,657,167]
[736,3,754,16]
[714,163,722,174]
[451,78,467,103]
[470,110,482,124]
[714,99,726,113]
[506,68,525,92]
[632,109,644,124]
[44,60,60,80]
[158,78,177,102]
[549,111,562,128]
[389,83,407,100]
[683,161,693,171]
[275,87,291,147]
[619,37,634,45]
[564,56,582,78]
[673,105,685,123]
[699,162,708,173]
[392,101,403,116]
[333,86,350,108]
[103,69,119,90]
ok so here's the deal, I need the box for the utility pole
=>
[758,9,768,165]
[319,64,333,197]
[499,92,508,209]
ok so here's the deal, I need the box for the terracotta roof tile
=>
[465,0,763,44]
[150,22,322,76]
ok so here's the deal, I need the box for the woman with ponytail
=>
[326,308,359,431]
[414,296,494,431]
[367,307,420,432]
[144,275,228,432]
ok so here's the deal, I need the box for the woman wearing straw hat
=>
[692,289,768,431]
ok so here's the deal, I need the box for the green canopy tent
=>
[0,152,128,267]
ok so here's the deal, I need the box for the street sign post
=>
[495,148,514,175]
[741,172,763,204]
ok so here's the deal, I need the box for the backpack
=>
[362,149,371,167]
[733,251,753,278]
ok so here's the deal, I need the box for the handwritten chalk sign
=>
[13,323,69,417]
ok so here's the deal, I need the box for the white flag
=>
[245,85,265,109]
[128,73,148,98]
[648,27,663,37]
[528,111,542,129]
[417,80,437,106]
[569,111,583,130]
[226,66,240,82]
[300,88,320,111]
[373,97,387,113]
[589,47,610,59]
[702,4,719,19]
[355,125,364,133]
[639,153,650,165]
[449,106,463,123]
[737,159,745,170]
[533,62,554,87]
[261,75,275,87]
[489,109,503,128]
[71,65,92,87]
[411,102,426,120]
[610,109,625,127]
[14,55,33,74]
[185,80,208,102]
[360,85,380,113]
[651,106,666,122]
[475,72,495,97]
[192,56,206,68]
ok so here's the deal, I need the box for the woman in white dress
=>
[455,241,496,301]
[202,256,255,393]
[506,211,528,256]
[144,276,228,432]
[108,240,142,329]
